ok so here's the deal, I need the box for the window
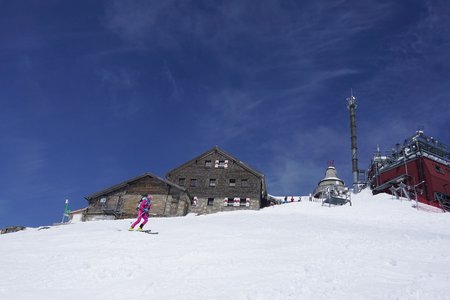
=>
[224,197,249,207]
[209,179,217,187]
[207,198,214,206]
[434,165,444,174]
[205,160,212,168]
[98,197,107,208]
[229,179,236,187]
[216,160,229,168]
[241,179,249,187]
[178,178,185,186]
[190,178,197,187]
[225,197,240,207]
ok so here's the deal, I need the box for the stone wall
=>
[85,175,190,219]
[189,196,259,215]
[167,148,265,214]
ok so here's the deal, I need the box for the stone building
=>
[166,146,268,214]
[83,173,190,221]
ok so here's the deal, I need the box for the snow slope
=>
[1,189,450,300]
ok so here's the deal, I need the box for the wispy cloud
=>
[9,138,47,176]
[96,68,141,118]
[193,88,263,143]
[0,137,51,199]
[100,0,449,194]
[102,0,392,50]
[101,0,389,103]
[102,0,179,47]
[357,0,450,149]
[162,61,182,103]
[262,125,350,194]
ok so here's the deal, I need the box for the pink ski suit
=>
[131,195,152,229]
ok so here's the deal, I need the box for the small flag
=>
[61,199,70,223]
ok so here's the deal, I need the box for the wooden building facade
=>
[83,173,190,221]
[166,147,268,214]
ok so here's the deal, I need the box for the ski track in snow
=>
[1,189,450,300]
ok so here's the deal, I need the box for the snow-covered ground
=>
[1,189,450,300]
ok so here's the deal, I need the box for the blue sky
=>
[1,0,449,227]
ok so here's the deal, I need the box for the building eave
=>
[85,172,186,201]
[165,146,265,180]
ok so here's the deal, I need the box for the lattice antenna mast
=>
[347,89,359,192]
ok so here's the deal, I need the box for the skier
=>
[129,194,152,231]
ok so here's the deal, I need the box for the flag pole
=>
[61,199,70,223]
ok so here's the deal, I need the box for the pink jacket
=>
[138,197,152,214]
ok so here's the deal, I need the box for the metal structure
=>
[322,186,352,207]
[347,90,360,192]
[368,130,450,211]
[313,163,349,200]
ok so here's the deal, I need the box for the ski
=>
[140,229,159,234]
[118,229,159,234]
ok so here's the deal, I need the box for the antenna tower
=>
[347,89,360,192]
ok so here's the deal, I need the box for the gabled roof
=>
[85,172,186,201]
[166,146,265,179]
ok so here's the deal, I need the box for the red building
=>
[368,131,450,211]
